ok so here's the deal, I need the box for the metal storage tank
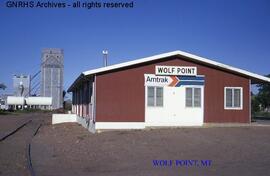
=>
[25,97,52,105]
[7,96,24,105]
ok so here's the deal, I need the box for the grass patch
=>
[0,110,9,115]
[253,111,270,120]
[254,111,270,117]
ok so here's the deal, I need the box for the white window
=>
[147,86,163,107]
[185,87,201,108]
[224,87,243,110]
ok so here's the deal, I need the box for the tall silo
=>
[13,75,30,97]
[40,48,64,109]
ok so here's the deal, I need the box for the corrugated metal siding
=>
[96,66,147,122]
[95,56,250,123]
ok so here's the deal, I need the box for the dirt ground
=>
[1,113,270,176]
[0,114,30,139]
[33,118,270,176]
[0,112,51,176]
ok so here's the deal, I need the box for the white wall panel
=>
[145,85,204,126]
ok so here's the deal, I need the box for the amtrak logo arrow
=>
[169,76,180,87]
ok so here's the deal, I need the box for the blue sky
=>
[0,0,270,96]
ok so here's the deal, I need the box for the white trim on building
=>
[224,87,243,110]
[95,122,145,129]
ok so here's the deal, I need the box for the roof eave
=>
[67,73,84,92]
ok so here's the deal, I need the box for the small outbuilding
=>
[67,50,270,130]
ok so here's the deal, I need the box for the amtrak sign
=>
[144,74,205,87]
[145,66,202,87]
[145,74,171,86]
[155,66,197,76]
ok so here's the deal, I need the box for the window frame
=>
[147,86,164,107]
[185,87,202,108]
[224,87,243,110]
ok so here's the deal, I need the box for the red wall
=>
[96,56,250,123]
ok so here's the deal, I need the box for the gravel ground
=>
[32,122,270,176]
